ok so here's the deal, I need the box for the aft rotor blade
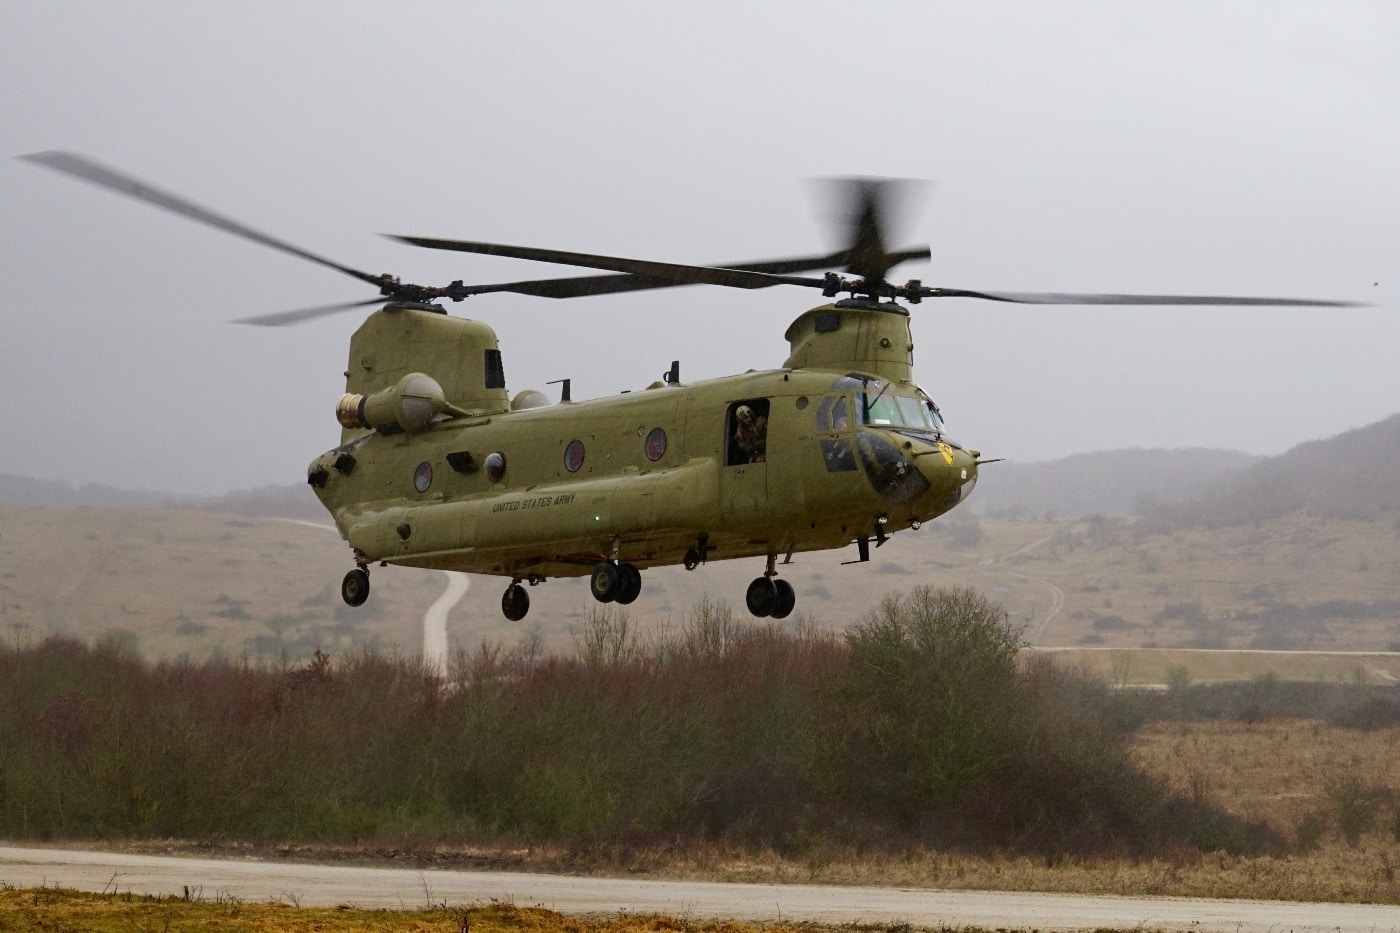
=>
[923,289,1359,307]
[19,151,388,290]
[232,296,390,327]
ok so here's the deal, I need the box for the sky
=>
[2,1,1397,496]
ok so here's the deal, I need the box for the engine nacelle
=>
[337,372,450,434]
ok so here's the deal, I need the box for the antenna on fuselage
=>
[547,378,572,403]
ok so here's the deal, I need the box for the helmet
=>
[736,405,753,422]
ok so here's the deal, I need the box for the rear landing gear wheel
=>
[772,579,796,619]
[745,576,778,617]
[616,563,642,605]
[590,561,620,603]
[341,568,370,607]
[502,582,530,621]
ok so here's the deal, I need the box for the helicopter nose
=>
[907,439,978,509]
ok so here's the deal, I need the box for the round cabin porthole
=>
[413,461,433,492]
[564,439,585,472]
[485,451,507,483]
[645,427,667,462]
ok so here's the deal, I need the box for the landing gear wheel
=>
[616,563,642,605]
[590,561,620,603]
[502,583,530,621]
[341,568,370,607]
[771,579,796,619]
[745,576,779,617]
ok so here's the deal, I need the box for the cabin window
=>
[726,399,770,466]
[485,451,507,483]
[564,440,585,472]
[484,349,506,389]
[413,461,433,492]
[645,427,667,462]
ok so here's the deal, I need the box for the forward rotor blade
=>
[817,176,931,281]
[19,151,388,290]
[232,296,390,327]
[923,289,1359,307]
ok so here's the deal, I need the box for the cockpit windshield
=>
[854,387,944,437]
[822,375,946,439]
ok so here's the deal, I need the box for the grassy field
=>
[1,893,837,933]
[3,505,1399,663]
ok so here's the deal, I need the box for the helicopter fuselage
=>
[307,303,978,605]
[312,365,977,580]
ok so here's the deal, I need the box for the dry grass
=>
[0,892,833,933]
[1033,647,1400,685]
[87,720,1399,905]
[774,718,1400,904]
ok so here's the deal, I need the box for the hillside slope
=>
[1142,414,1400,529]
[970,448,1260,517]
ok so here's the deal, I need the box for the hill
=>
[0,472,326,520]
[969,448,1260,518]
[1141,413,1400,530]
[0,472,185,509]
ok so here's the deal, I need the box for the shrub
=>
[0,591,1268,858]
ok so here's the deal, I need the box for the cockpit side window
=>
[815,395,850,433]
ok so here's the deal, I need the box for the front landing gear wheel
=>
[590,561,620,603]
[772,579,796,619]
[745,576,778,617]
[341,568,370,607]
[502,583,530,621]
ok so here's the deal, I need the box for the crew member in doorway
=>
[733,404,767,463]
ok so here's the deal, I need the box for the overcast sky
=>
[3,1,1396,496]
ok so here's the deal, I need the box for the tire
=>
[771,578,796,619]
[745,576,778,617]
[590,562,620,603]
[341,568,370,607]
[501,583,530,621]
[616,563,642,605]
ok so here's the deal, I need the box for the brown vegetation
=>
[1,589,1264,864]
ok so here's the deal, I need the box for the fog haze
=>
[2,1,1396,495]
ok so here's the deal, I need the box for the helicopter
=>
[20,152,1355,621]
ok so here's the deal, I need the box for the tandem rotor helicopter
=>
[21,152,1353,621]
